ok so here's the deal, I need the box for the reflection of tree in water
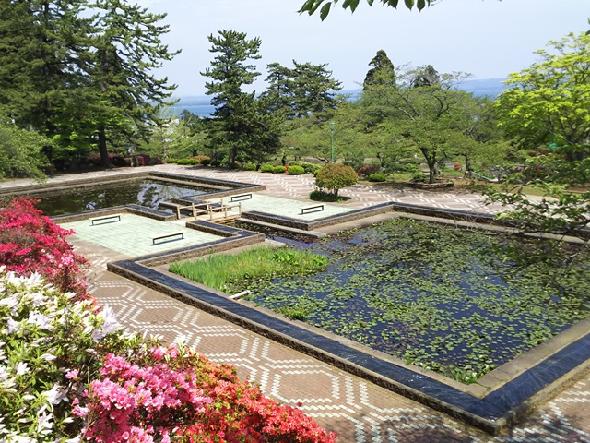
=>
[34,180,213,216]
[136,182,203,207]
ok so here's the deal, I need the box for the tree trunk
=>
[420,149,437,184]
[229,146,237,169]
[98,126,111,167]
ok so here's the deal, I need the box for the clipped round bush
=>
[272,165,286,174]
[301,162,322,175]
[368,172,387,182]
[287,165,305,175]
[315,163,359,197]
[241,162,257,171]
[260,163,275,173]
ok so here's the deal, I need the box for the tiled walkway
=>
[3,165,589,442]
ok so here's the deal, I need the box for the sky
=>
[136,0,589,97]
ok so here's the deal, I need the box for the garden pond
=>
[235,219,590,383]
[31,179,220,216]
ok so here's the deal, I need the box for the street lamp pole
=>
[329,120,336,163]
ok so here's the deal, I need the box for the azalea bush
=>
[0,268,135,441]
[0,198,87,296]
[0,270,335,442]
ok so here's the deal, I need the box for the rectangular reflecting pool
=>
[224,218,590,383]
[31,179,223,216]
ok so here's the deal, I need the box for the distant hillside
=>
[170,78,507,117]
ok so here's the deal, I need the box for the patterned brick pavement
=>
[2,165,589,442]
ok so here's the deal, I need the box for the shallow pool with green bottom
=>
[60,214,223,257]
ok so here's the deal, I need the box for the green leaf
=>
[405,0,414,9]
[320,2,332,20]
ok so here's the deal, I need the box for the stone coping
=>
[102,211,590,435]
[0,171,265,200]
[241,200,590,240]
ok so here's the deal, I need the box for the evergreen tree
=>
[290,61,342,118]
[0,0,93,151]
[363,50,395,89]
[202,30,281,167]
[88,0,178,166]
[261,62,294,115]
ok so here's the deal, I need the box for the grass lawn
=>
[170,246,328,294]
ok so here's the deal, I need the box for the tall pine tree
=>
[290,61,341,118]
[0,0,94,158]
[202,30,281,167]
[88,0,178,166]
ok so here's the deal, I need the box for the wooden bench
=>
[230,193,253,202]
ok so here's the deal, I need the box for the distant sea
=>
[170,78,506,117]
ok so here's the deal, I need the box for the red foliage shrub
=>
[0,197,87,296]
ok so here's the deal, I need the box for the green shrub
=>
[241,162,257,171]
[411,171,427,183]
[309,189,339,202]
[287,165,305,175]
[300,162,322,175]
[315,163,359,197]
[272,165,286,174]
[260,163,275,173]
[368,172,387,182]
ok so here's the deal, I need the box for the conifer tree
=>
[202,30,281,167]
[88,0,178,165]
[0,0,93,150]
[363,50,396,89]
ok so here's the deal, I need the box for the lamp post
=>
[329,120,336,163]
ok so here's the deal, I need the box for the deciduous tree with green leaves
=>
[488,30,590,236]
[0,117,50,179]
[300,0,434,20]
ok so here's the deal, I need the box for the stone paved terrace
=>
[0,163,502,213]
[2,165,589,442]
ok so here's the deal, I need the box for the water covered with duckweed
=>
[241,219,590,383]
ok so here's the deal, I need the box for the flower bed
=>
[0,198,87,296]
[0,199,335,442]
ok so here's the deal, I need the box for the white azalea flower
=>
[16,363,30,376]
[91,305,120,341]
[42,384,66,405]
[40,353,57,362]
[6,318,20,334]
[36,409,53,435]
[27,312,52,330]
